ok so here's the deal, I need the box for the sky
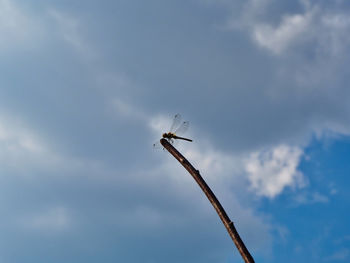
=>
[0,0,350,262]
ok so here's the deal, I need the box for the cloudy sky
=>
[1,0,350,262]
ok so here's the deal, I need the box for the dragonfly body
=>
[153,114,192,148]
[162,132,193,142]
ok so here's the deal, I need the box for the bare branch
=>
[160,138,255,263]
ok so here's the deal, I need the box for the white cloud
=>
[245,145,305,198]
[238,1,317,54]
[293,192,329,205]
[253,11,313,54]
[149,115,309,201]
[182,145,242,183]
[221,0,350,56]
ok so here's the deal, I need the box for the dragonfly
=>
[153,114,192,148]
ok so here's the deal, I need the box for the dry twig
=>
[160,138,255,263]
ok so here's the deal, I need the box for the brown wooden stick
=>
[160,138,255,263]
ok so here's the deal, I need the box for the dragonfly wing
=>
[169,114,182,133]
[153,141,168,151]
[153,141,162,149]
[172,138,179,147]
[174,121,189,136]
[168,138,179,147]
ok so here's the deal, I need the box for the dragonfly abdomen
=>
[172,135,193,142]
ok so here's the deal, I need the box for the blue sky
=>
[0,0,349,262]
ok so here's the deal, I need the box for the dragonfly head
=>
[162,133,167,138]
